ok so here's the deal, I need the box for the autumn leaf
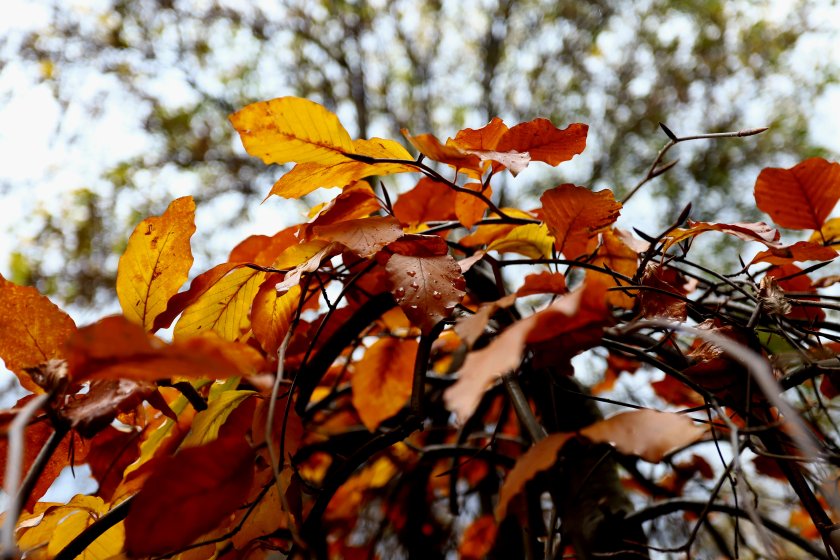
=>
[383,236,466,334]
[228,225,300,266]
[267,159,411,199]
[637,264,691,320]
[455,183,492,228]
[754,157,840,230]
[664,220,781,252]
[540,184,621,259]
[766,264,825,323]
[445,282,609,422]
[403,130,483,176]
[251,279,301,355]
[459,515,497,560]
[487,223,554,260]
[124,436,255,557]
[61,378,157,438]
[313,215,404,258]
[449,117,509,151]
[174,266,265,341]
[352,337,418,431]
[393,178,458,227]
[591,228,638,308]
[0,275,76,393]
[301,181,381,238]
[230,96,354,167]
[67,315,258,382]
[81,425,142,502]
[496,119,588,166]
[812,216,840,245]
[515,271,567,297]
[116,196,196,331]
[182,389,256,447]
[751,240,837,265]
[496,410,704,519]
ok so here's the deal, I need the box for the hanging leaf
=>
[496,119,588,166]
[116,196,196,331]
[591,228,638,308]
[664,220,781,252]
[383,236,466,334]
[229,96,355,167]
[153,262,243,331]
[352,337,419,431]
[540,184,621,259]
[267,158,412,199]
[403,130,483,176]
[61,379,157,438]
[754,157,840,230]
[251,279,301,356]
[751,240,837,265]
[637,264,691,320]
[0,275,76,393]
[124,436,255,557]
[455,183,492,229]
[766,264,825,323]
[301,182,381,238]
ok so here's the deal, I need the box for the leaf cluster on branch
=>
[3,96,840,559]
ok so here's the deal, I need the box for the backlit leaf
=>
[384,237,466,334]
[352,337,418,431]
[267,159,409,199]
[153,262,242,331]
[449,117,508,151]
[182,389,256,447]
[116,196,195,331]
[496,119,588,166]
[515,271,567,297]
[754,157,840,230]
[591,228,638,308]
[251,280,301,355]
[487,223,554,260]
[230,96,354,167]
[125,436,255,557]
[174,266,265,341]
[0,275,76,393]
[665,220,781,252]
[812,217,840,245]
[751,240,837,265]
[302,182,381,237]
[540,184,621,259]
[455,183,492,229]
[403,130,482,176]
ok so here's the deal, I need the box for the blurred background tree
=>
[1,0,837,309]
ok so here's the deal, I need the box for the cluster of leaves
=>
[3,96,840,559]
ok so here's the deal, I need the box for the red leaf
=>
[384,238,466,334]
[125,436,255,557]
[766,264,825,323]
[540,184,622,259]
[754,157,840,230]
[496,119,588,166]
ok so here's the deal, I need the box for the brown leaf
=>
[352,337,418,431]
[0,275,77,393]
[449,117,508,151]
[125,436,255,557]
[540,184,622,259]
[392,178,458,227]
[496,119,588,166]
[665,220,781,251]
[755,157,840,230]
[61,379,156,438]
[228,225,299,266]
[384,238,466,334]
[313,216,404,258]
[766,264,825,323]
[403,130,483,176]
[579,409,706,463]
[515,271,567,297]
[637,264,690,320]
[301,181,381,238]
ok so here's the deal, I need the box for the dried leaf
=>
[313,216,404,258]
[403,130,482,176]
[0,275,76,393]
[540,184,621,259]
[637,264,690,320]
[81,425,142,502]
[515,271,567,297]
[496,119,588,166]
[116,196,195,331]
[124,436,255,557]
[352,337,418,431]
[275,242,337,292]
[302,182,381,238]
[665,220,781,252]
[62,379,156,438]
[384,237,466,334]
[755,157,840,230]
[766,264,825,323]
[230,96,354,167]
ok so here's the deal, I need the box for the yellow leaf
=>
[174,267,266,341]
[352,337,418,431]
[182,389,256,447]
[811,217,840,246]
[117,197,196,331]
[251,282,301,355]
[487,223,554,259]
[229,96,354,166]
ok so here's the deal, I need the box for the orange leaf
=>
[267,160,410,200]
[313,216,404,258]
[153,262,242,331]
[67,315,255,382]
[496,119,588,166]
[0,275,76,393]
[665,220,781,252]
[750,240,837,265]
[301,181,381,238]
[754,157,840,230]
[458,515,498,560]
[174,266,266,341]
[515,271,567,297]
[449,117,508,151]
[455,183,492,229]
[540,184,621,259]
[384,237,466,334]
[403,131,482,176]
[116,196,196,331]
[392,178,457,226]
[591,228,638,308]
[124,436,255,557]
[228,225,299,265]
[229,96,354,167]
[351,337,419,431]
[251,279,301,355]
